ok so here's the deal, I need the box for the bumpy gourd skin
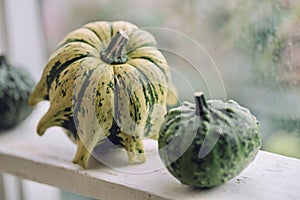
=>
[0,56,34,130]
[159,93,261,188]
[29,21,176,168]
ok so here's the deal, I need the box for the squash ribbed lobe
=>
[28,72,47,106]
[29,21,177,168]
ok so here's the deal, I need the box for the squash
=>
[29,21,177,168]
[0,55,34,130]
[158,92,261,188]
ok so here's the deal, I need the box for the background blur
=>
[1,0,300,199]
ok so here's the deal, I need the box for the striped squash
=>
[29,21,176,168]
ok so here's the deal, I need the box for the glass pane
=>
[40,0,300,159]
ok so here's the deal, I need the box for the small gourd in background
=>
[0,55,35,130]
[29,21,177,168]
[158,92,261,188]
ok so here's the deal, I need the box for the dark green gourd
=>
[158,92,261,188]
[0,55,35,129]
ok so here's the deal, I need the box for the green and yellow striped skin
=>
[29,21,177,168]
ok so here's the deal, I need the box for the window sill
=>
[0,106,299,200]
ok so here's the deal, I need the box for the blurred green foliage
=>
[205,0,291,86]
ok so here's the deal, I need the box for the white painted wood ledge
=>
[0,105,299,200]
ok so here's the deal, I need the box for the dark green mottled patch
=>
[73,67,97,129]
[46,54,89,91]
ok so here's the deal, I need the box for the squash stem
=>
[0,55,8,68]
[100,30,129,64]
[194,92,209,117]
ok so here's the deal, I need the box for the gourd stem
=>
[194,92,209,117]
[0,55,8,68]
[100,30,129,64]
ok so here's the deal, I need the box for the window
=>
[41,0,300,160]
[1,1,299,199]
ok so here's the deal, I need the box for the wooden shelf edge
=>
[0,119,300,200]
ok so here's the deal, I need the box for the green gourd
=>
[158,92,261,188]
[0,55,34,130]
